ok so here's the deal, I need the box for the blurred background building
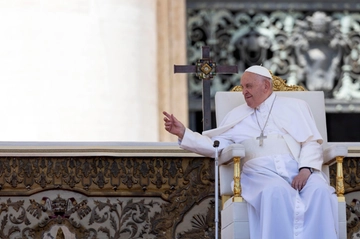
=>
[186,0,360,142]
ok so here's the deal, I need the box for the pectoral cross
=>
[256,132,267,146]
[174,46,238,131]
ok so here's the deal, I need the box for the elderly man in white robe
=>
[163,65,338,239]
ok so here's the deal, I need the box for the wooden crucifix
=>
[174,46,238,131]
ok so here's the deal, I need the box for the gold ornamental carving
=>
[331,157,360,195]
[231,71,306,92]
[0,156,218,239]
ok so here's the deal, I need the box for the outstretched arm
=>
[163,111,222,157]
[163,111,186,139]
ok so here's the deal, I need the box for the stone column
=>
[157,0,188,142]
[0,0,187,142]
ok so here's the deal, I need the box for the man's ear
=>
[264,80,271,90]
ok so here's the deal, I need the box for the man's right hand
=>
[163,111,186,139]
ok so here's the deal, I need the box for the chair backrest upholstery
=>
[215,91,328,146]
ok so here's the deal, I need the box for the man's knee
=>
[262,184,291,199]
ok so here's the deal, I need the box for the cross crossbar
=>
[174,46,238,130]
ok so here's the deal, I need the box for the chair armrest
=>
[219,144,245,204]
[323,144,347,199]
[323,145,348,165]
[219,144,245,165]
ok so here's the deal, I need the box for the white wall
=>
[0,0,158,141]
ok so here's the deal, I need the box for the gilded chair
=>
[216,74,347,239]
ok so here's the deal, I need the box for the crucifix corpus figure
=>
[174,46,238,131]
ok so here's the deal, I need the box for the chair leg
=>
[233,157,244,202]
[336,156,345,202]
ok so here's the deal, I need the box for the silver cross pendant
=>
[256,132,267,146]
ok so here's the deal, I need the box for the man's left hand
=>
[291,169,311,191]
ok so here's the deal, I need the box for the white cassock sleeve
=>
[179,105,251,158]
[298,140,324,171]
[179,128,234,158]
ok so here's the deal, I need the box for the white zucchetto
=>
[245,65,272,79]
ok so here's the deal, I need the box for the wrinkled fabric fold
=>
[242,155,338,239]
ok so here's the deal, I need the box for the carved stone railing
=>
[0,142,216,239]
[329,144,360,238]
[1,142,360,238]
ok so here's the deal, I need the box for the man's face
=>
[240,72,270,108]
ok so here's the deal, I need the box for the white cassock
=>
[180,93,339,239]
